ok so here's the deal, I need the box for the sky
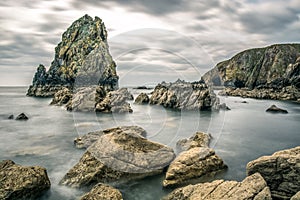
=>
[0,0,300,86]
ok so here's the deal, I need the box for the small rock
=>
[291,191,300,200]
[266,105,288,113]
[15,113,29,120]
[219,103,231,110]
[8,115,14,119]
[80,183,123,200]
[241,100,248,103]
[176,132,211,152]
[134,93,150,104]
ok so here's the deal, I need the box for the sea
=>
[0,86,299,200]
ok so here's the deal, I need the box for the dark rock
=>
[162,173,272,200]
[247,146,300,199]
[241,100,248,103]
[60,130,175,188]
[15,113,29,120]
[0,160,51,200]
[134,93,150,104]
[176,131,211,152]
[266,105,288,113]
[8,115,14,119]
[80,183,123,200]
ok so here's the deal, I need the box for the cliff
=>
[27,14,118,97]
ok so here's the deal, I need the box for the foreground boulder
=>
[60,131,175,188]
[15,113,29,120]
[150,79,218,111]
[134,93,150,104]
[163,173,271,200]
[74,126,147,149]
[0,160,51,200]
[27,14,118,97]
[163,147,227,188]
[247,146,300,199]
[291,192,300,200]
[176,132,211,152]
[80,183,123,200]
[266,104,288,113]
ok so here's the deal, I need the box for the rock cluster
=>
[27,14,118,97]
[247,146,300,199]
[80,183,123,200]
[0,160,51,200]
[149,79,218,111]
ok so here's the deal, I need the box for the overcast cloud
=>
[0,0,299,86]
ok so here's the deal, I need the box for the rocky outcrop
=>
[247,146,300,199]
[15,113,29,120]
[74,126,147,149]
[27,14,118,97]
[163,147,227,188]
[266,105,288,113]
[150,79,218,111]
[60,130,175,188]
[0,160,51,200]
[203,44,300,101]
[176,132,211,152]
[162,173,272,200]
[50,87,72,106]
[80,183,123,200]
[134,93,150,104]
[291,192,300,200]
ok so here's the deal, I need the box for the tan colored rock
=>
[80,183,123,200]
[162,173,272,200]
[247,146,300,199]
[291,191,300,200]
[134,93,150,104]
[176,132,211,152]
[163,147,227,188]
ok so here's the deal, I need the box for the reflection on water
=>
[0,87,299,199]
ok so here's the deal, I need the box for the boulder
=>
[60,131,175,188]
[74,126,147,149]
[15,113,29,120]
[150,79,218,111]
[266,104,288,113]
[134,93,150,104]
[0,160,51,200]
[50,87,72,106]
[80,183,123,200]
[176,132,211,152]
[247,146,300,199]
[162,173,272,200]
[163,147,227,188]
[291,192,300,200]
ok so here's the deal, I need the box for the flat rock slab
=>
[163,173,272,200]
[80,183,123,200]
[0,160,51,200]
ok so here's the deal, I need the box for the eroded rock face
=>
[74,126,147,149]
[176,132,211,152]
[134,93,150,104]
[27,14,118,97]
[60,131,175,188]
[150,79,217,111]
[163,173,272,200]
[0,160,51,200]
[163,147,227,188]
[80,183,123,200]
[247,146,300,199]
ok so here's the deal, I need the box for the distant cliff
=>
[27,14,118,97]
[203,44,300,101]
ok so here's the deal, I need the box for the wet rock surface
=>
[80,183,123,200]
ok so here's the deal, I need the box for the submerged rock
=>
[163,147,227,188]
[15,113,29,120]
[80,183,123,200]
[60,130,175,188]
[162,173,271,200]
[247,146,300,199]
[150,79,218,111]
[8,115,14,120]
[74,126,147,149]
[176,132,211,152]
[266,104,288,113]
[0,160,51,200]
[134,93,150,104]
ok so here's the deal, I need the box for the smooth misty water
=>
[0,87,299,200]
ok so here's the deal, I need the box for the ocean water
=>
[0,86,299,199]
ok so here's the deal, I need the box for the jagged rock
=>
[162,173,272,200]
[80,183,123,200]
[203,44,300,101]
[176,132,211,152]
[74,126,147,149]
[15,113,29,120]
[50,87,72,106]
[0,160,51,200]
[27,14,118,97]
[291,192,300,200]
[163,147,227,188]
[150,79,218,111]
[8,115,14,119]
[60,130,175,188]
[134,93,150,104]
[247,146,300,199]
[266,104,288,113]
